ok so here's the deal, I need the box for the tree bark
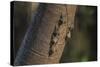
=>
[14,3,77,66]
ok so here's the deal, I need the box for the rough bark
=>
[14,3,77,66]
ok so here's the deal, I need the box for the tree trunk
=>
[14,3,77,66]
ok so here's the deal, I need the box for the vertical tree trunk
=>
[14,3,77,66]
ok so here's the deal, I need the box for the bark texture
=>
[14,3,77,66]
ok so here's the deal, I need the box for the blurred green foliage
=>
[60,5,97,63]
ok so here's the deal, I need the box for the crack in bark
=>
[49,15,65,57]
